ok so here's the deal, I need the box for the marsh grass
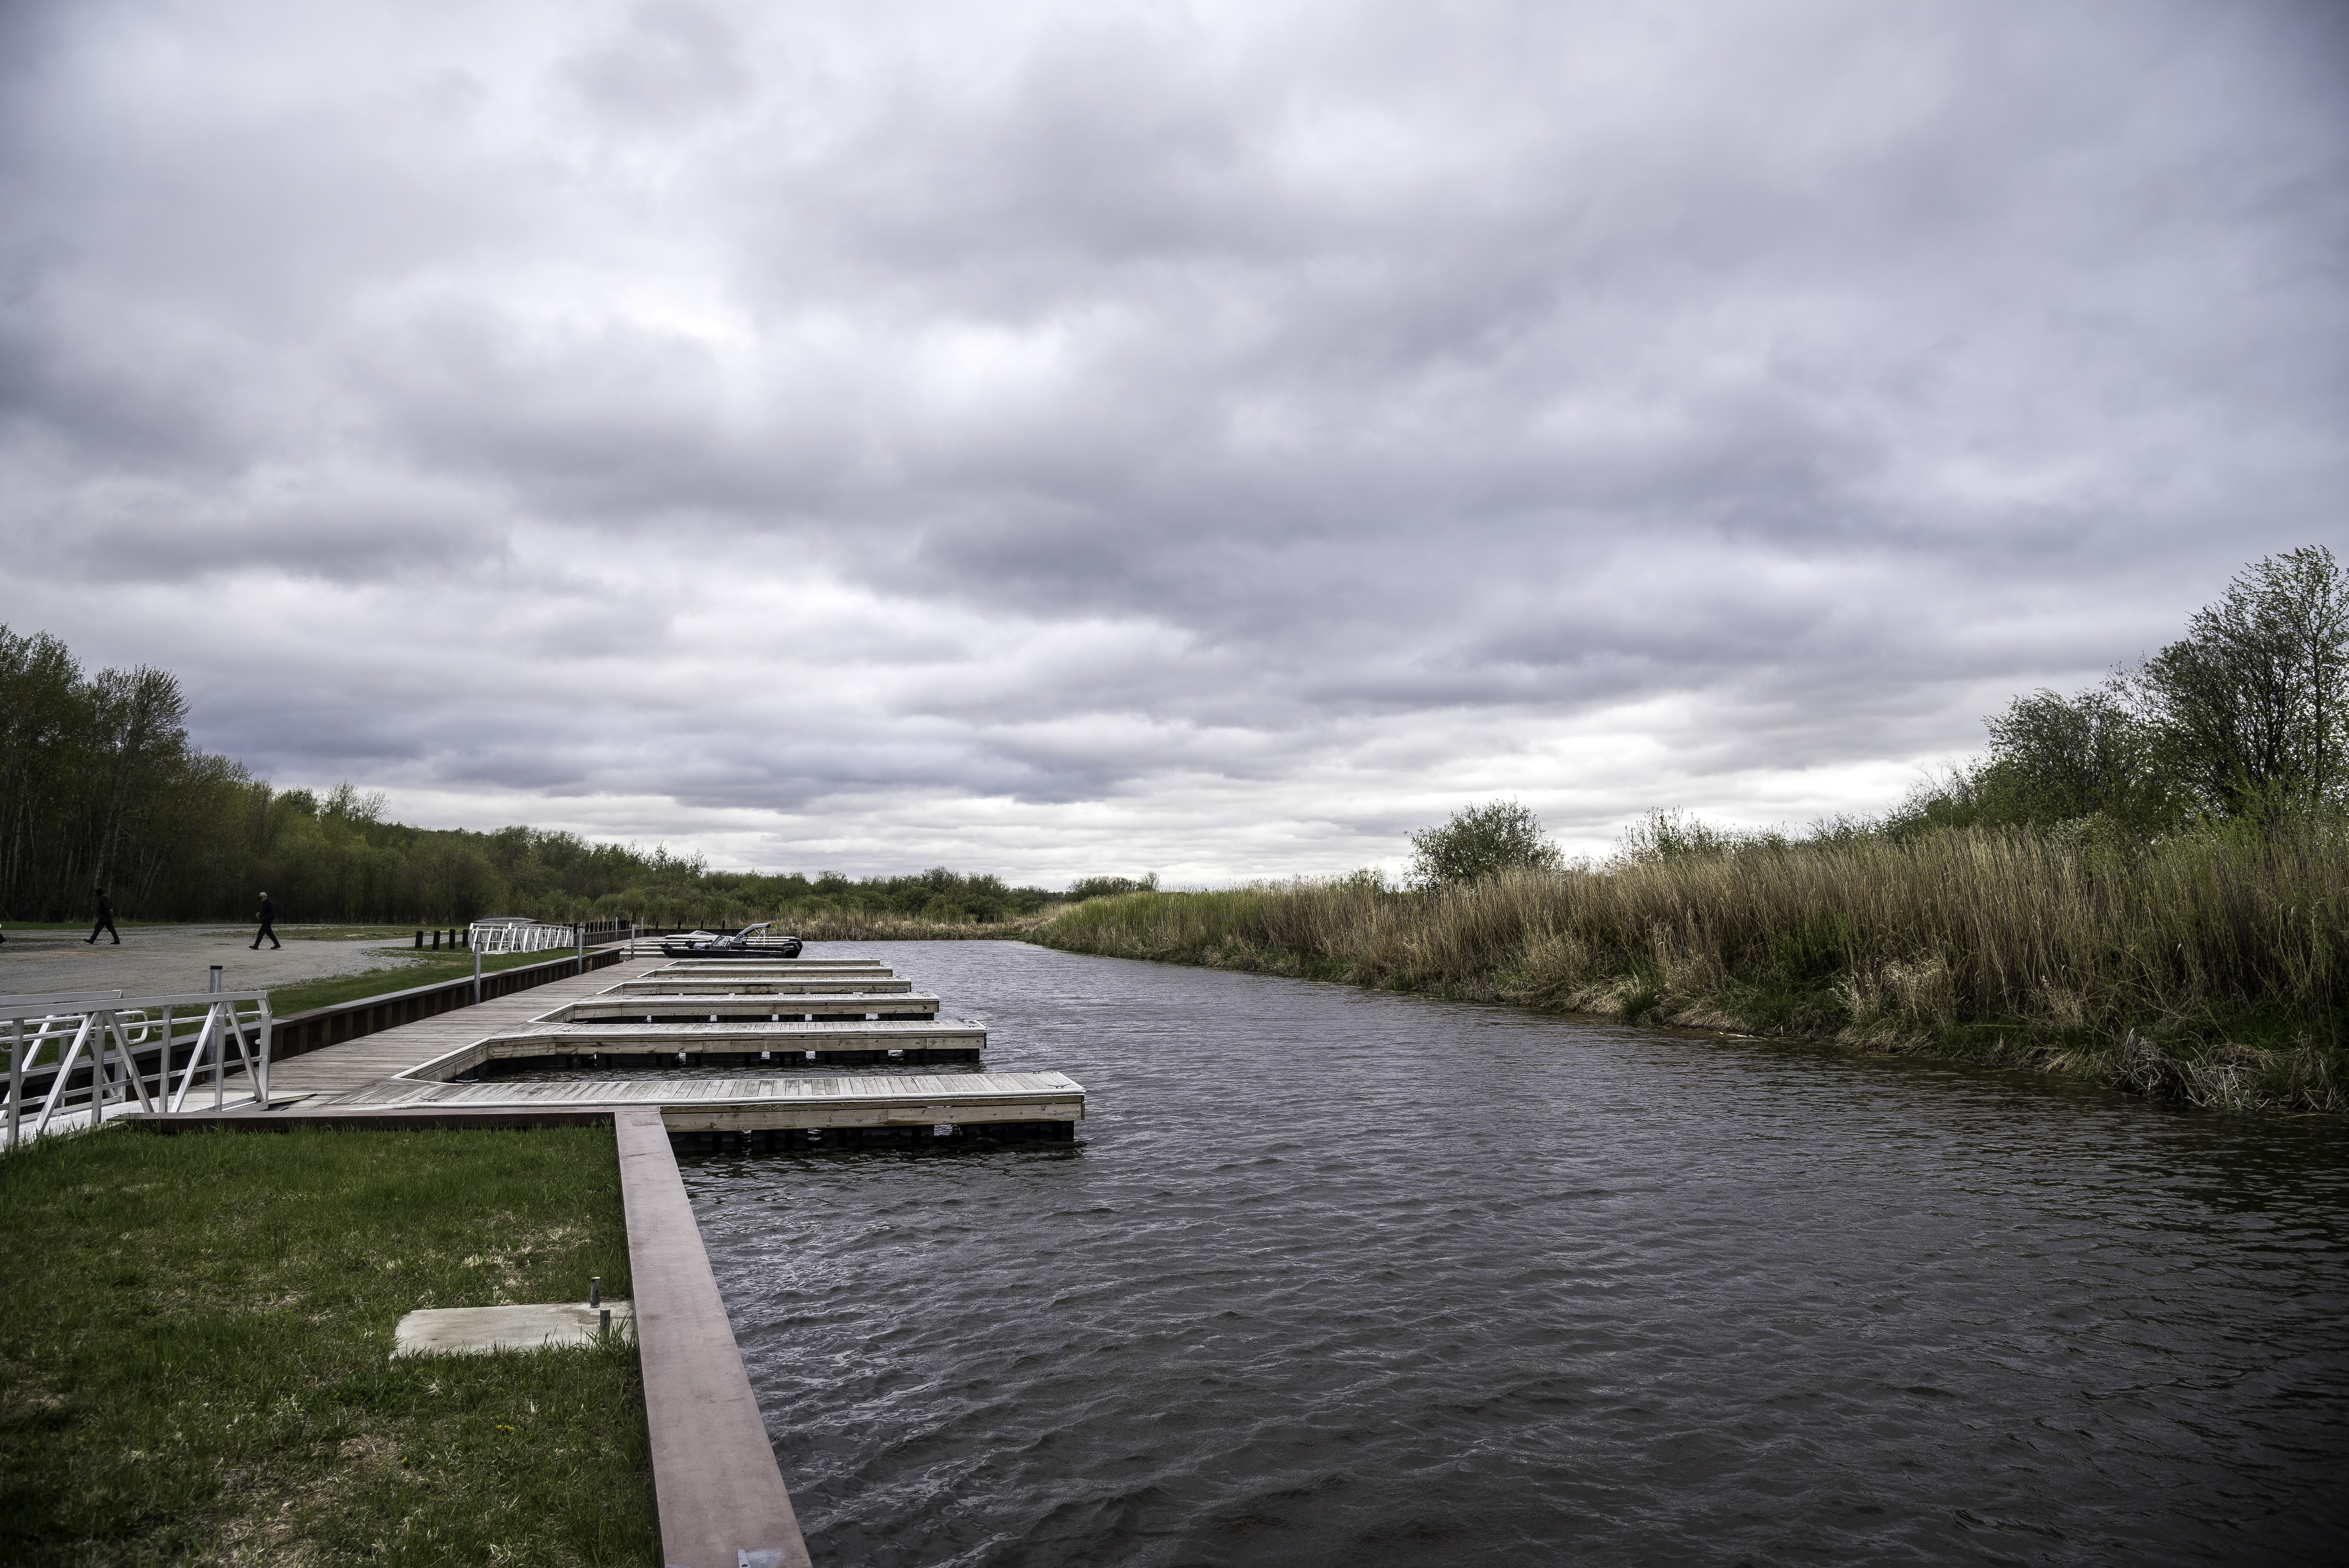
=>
[0,1125,653,1565]
[1034,821,2349,1113]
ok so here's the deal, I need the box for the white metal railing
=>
[467,920,577,955]
[3,988,272,1146]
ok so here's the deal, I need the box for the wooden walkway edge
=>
[617,1107,811,1568]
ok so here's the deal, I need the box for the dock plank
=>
[318,1070,1085,1130]
[618,1108,812,1568]
[391,1019,986,1080]
[555,991,939,1017]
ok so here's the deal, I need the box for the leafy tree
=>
[1069,873,1158,899]
[1615,807,1782,861]
[1953,684,2185,835]
[1409,799,1561,887]
[1981,688,2145,819]
[2128,545,2348,817]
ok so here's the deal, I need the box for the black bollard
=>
[413,930,422,948]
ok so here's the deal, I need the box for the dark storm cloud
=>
[2,0,2345,877]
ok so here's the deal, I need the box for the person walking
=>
[86,887,120,944]
[251,891,281,950]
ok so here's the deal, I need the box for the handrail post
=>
[210,965,225,1111]
[258,1000,272,1105]
[473,943,482,1005]
[7,1017,20,1149]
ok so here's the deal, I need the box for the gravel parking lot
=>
[0,925,427,1000]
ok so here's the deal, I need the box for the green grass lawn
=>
[270,950,586,1018]
[0,1124,655,1566]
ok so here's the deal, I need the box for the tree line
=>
[0,625,1087,927]
[1904,545,2346,841]
[1403,546,2346,886]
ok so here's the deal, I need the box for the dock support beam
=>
[616,1108,810,1568]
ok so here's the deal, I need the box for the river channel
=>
[665,941,2347,1566]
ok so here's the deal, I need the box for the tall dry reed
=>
[1035,820,2347,1112]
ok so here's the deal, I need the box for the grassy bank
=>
[269,948,586,1017]
[1033,820,2348,1114]
[0,1125,654,1564]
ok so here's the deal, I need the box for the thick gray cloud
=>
[4,0,2345,881]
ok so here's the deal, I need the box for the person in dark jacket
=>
[87,887,119,944]
[251,891,281,950]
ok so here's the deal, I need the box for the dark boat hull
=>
[658,936,804,959]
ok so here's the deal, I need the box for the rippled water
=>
[669,942,2349,1566]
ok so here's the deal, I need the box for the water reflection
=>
[674,942,2347,1566]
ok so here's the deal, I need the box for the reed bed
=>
[1034,821,2348,1113]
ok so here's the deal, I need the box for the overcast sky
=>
[4,0,2344,884]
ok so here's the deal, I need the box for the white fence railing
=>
[3,989,272,1146]
[467,921,577,955]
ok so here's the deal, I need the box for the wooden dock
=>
[255,955,680,1100]
[556,991,941,1018]
[196,952,1073,1137]
[610,976,917,996]
[318,1067,1083,1130]
[618,1108,811,1568]
[405,1017,984,1074]
[115,941,1086,1568]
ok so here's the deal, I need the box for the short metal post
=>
[413,930,422,948]
[473,943,481,1005]
[590,1276,602,1307]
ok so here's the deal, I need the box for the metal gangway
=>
[3,984,273,1146]
[467,918,579,955]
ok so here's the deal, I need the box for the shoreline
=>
[1025,889,2346,1117]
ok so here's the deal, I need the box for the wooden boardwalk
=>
[259,955,679,1099]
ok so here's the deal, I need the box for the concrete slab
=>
[392,1301,634,1358]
